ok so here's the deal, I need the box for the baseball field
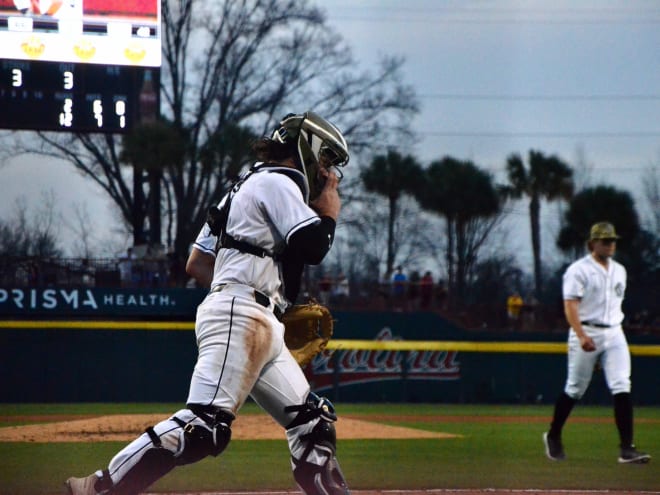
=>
[0,402,658,495]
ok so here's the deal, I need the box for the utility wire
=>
[419,131,660,138]
[328,6,660,24]
[418,94,660,101]
[329,5,660,15]
[330,15,660,25]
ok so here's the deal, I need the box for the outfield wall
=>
[2,310,658,405]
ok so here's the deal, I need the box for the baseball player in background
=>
[543,222,651,464]
[65,111,351,495]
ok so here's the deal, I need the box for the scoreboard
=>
[0,65,160,133]
[0,0,161,133]
[1,59,158,132]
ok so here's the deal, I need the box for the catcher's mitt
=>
[282,302,333,367]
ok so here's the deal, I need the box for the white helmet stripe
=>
[302,119,348,152]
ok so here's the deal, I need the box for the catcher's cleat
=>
[65,474,99,495]
[543,432,566,461]
[618,446,651,464]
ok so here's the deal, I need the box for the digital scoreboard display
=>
[0,0,161,133]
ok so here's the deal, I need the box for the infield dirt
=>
[0,413,459,442]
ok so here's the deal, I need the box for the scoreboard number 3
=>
[63,71,74,90]
[12,68,22,87]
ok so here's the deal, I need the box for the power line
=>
[328,6,660,25]
[418,94,660,101]
[419,131,660,138]
[485,166,650,173]
[330,15,660,25]
[330,5,660,15]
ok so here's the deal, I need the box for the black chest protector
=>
[206,164,307,257]
[205,164,308,303]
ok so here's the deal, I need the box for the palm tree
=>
[557,185,640,258]
[416,157,501,303]
[505,149,573,297]
[361,149,423,276]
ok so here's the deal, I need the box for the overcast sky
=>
[326,1,659,170]
[329,0,660,268]
[1,0,659,262]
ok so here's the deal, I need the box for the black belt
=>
[581,321,614,328]
[211,284,283,319]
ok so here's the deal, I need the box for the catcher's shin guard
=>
[106,407,232,495]
[285,394,349,495]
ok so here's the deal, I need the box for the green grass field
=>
[0,403,658,494]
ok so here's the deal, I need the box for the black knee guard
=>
[285,392,337,428]
[285,394,349,495]
[108,406,233,495]
[173,405,233,465]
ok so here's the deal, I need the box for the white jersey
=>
[192,164,320,310]
[562,254,626,327]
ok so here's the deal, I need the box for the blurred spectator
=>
[131,245,147,286]
[118,248,134,287]
[80,258,94,286]
[507,292,524,329]
[420,271,434,309]
[149,245,169,287]
[392,265,407,310]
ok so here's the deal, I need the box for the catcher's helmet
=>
[271,111,349,202]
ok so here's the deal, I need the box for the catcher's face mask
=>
[272,111,349,203]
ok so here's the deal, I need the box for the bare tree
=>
[13,0,418,278]
[65,203,94,259]
[336,194,437,282]
[0,193,62,258]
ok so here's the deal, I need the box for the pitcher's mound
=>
[0,414,459,442]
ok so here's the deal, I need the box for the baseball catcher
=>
[65,111,350,495]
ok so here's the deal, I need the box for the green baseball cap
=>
[589,222,620,241]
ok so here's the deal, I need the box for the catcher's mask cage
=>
[271,111,349,203]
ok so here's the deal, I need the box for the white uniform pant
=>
[104,288,312,486]
[564,325,631,399]
[187,289,309,425]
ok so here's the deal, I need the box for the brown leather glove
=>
[282,302,334,367]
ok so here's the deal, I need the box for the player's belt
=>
[581,321,614,328]
[210,283,283,319]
